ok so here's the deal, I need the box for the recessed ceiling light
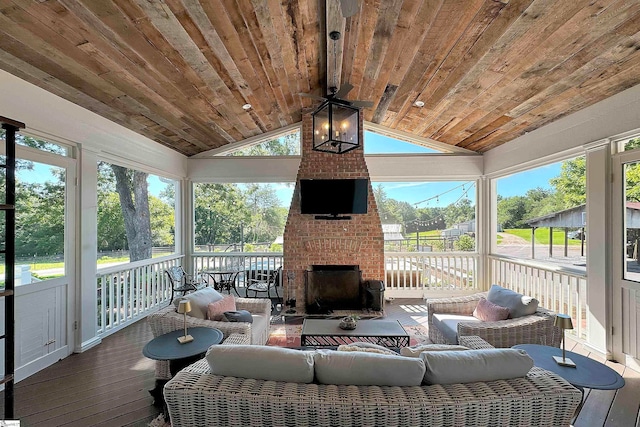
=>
[413,100,424,108]
[242,104,252,110]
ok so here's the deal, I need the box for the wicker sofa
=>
[163,336,581,427]
[147,296,271,379]
[427,292,562,348]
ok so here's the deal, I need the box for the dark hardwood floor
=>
[0,299,638,426]
[0,318,160,427]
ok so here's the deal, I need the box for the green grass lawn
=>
[504,228,582,245]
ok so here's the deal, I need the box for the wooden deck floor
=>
[0,299,638,426]
[0,318,160,427]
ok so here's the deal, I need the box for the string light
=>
[413,182,473,207]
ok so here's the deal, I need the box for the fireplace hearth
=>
[305,265,362,314]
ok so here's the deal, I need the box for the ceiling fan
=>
[299,0,372,109]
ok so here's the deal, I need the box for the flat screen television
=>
[300,178,368,217]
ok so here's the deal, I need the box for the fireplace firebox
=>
[305,265,361,314]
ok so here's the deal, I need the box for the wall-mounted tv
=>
[300,178,368,218]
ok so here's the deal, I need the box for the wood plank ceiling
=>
[1,0,640,156]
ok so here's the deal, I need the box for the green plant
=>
[345,314,360,321]
[454,234,475,251]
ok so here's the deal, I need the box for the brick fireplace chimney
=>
[283,112,384,312]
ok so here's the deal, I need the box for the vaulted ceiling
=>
[1,0,639,157]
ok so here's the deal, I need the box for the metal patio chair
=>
[165,266,207,303]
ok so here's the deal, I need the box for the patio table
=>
[203,269,241,296]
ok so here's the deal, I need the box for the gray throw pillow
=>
[224,310,253,323]
[487,284,539,318]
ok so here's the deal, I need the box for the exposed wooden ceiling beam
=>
[326,0,346,94]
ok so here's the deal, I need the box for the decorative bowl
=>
[339,316,357,330]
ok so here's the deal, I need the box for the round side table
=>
[143,327,223,416]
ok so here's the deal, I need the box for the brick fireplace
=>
[283,112,384,314]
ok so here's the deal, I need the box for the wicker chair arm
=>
[457,311,556,348]
[235,297,272,318]
[426,293,485,317]
[458,335,495,349]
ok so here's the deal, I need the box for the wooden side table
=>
[143,327,223,416]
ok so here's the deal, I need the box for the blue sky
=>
[367,132,562,206]
[22,133,563,207]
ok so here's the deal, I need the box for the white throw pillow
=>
[206,345,315,383]
[337,341,398,356]
[314,350,425,386]
[420,349,533,385]
[400,344,469,357]
[173,288,223,319]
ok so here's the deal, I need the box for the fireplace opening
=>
[305,265,361,314]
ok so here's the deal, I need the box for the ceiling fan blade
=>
[350,100,374,108]
[298,92,327,101]
[340,0,359,17]
[333,83,354,99]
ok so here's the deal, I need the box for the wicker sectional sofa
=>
[163,336,581,427]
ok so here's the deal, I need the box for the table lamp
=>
[553,314,575,367]
[177,299,194,344]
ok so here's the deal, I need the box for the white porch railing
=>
[190,252,480,299]
[191,252,284,292]
[96,254,183,336]
[384,252,481,298]
[488,255,588,341]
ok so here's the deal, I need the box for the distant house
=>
[441,228,463,238]
[382,224,404,241]
[453,220,476,234]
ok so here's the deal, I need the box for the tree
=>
[497,196,528,229]
[243,183,283,243]
[443,198,475,227]
[97,192,127,252]
[550,156,586,208]
[110,165,153,262]
[230,133,300,156]
[194,183,249,247]
[373,184,403,223]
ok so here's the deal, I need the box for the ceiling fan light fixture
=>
[312,99,360,154]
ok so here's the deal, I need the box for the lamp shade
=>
[312,99,360,154]
[177,299,192,314]
[554,313,573,330]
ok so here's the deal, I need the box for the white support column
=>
[77,148,101,352]
[585,139,612,358]
[477,176,491,291]
[182,179,192,273]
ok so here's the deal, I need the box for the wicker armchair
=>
[427,292,562,348]
[147,297,271,379]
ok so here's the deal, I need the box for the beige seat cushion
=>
[206,345,315,383]
[314,350,425,386]
[420,348,533,385]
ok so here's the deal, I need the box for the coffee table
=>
[513,344,625,418]
[301,318,409,348]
